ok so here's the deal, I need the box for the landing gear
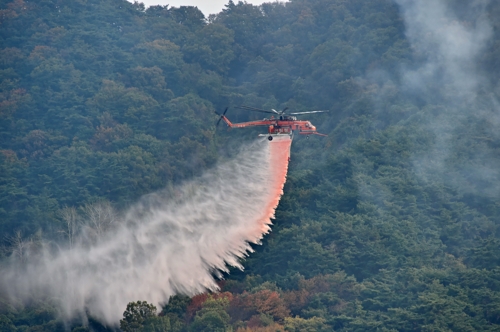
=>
[268,136,273,141]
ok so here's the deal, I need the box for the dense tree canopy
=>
[2,0,500,330]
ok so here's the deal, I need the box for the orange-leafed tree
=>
[228,290,291,323]
[252,290,290,321]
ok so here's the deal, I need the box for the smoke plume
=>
[1,137,291,325]
[396,0,492,100]
[393,0,500,196]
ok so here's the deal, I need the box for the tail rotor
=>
[215,107,229,128]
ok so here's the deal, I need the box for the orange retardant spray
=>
[257,134,292,235]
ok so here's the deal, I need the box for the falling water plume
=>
[0,136,292,325]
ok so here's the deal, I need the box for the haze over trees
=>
[1,0,500,331]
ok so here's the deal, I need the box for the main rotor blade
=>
[289,110,329,115]
[236,105,279,115]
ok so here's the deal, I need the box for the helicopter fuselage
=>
[219,115,324,136]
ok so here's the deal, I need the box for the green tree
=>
[189,297,231,332]
[0,315,16,332]
[120,301,157,332]
[183,24,235,74]
[284,316,329,332]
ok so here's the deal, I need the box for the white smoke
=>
[393,0,500,196]
[396,0,492,100]
[1,139,280,325]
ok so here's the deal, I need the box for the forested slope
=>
[2,0,500,331]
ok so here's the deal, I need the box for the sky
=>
[130,0,287,15]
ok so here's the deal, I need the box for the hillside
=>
[1,0,500,331]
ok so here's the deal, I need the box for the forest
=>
[2,0,500,330]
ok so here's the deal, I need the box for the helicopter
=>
[215,106,328,141]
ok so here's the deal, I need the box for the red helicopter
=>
[215,106,328,140]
